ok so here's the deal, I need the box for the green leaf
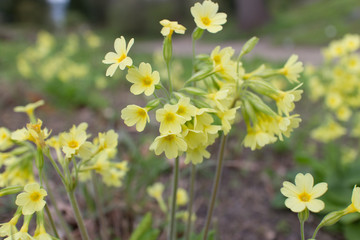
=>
[129,213,152,240]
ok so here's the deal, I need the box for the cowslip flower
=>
[176,188,188,206]
[279,54,303,83]
[11,119,51,148]
[14,100,44,121]
[103,36,134,77]
[149,133,187,159]
[345,186,360,213]
[176,98,197,121]
[126,62,160,96]
[59,124,88,158]
[156,104,186,134]
[147,182,164,201]
[0,128,13,151]
[191,0,227,33]
[15,183,47,215]
[281,173,327,213]
[121,105,150,132]
[160,19,186,37]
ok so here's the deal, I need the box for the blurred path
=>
[135,37,324,65]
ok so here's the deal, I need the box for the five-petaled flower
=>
[103,36,134,77]
[281,173,327,213]
[191,0,227,33]
[15,183,47,215]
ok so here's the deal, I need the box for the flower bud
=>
[163,36,172,64]
[0,186,24,197]
[146,99,161,111]
[240,37,259,58]
[180,87,208,96]
[298,208,309,222]
[319,209,347,227]
[192,27,204,40]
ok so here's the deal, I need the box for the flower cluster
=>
[307,34,360,144]
[103,1,303,165]
[0,101,128,189]
[0,182,52,239]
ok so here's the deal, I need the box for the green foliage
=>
[129,213,160,240]
[259,0,360,45]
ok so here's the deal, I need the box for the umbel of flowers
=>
[103,1,303,239]
[306,34,360,144]
[0,100,128,240]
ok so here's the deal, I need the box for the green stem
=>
[300,220,305,240]
[43,176,75,240]
[202,134,227,240]
[185,164,196,240]
[44,205,60,238]
[312,224,322,239]
[68,190,90,240]
[92,173,109,240]
[167,61,173,98]
[168,157,180,240]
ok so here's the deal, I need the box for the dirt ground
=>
[0,81,345,240]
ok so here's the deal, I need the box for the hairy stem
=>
[168,157,180,240]
[185,164,196,240]
[202,134,227,240]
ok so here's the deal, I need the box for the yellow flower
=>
[176,188,188,206]
[281,173,327,213]
[97,130,118,151]
[191,0,227,33]
[0,128,13,151]
[279,54,303,83]
[243,125,276,151]
[343,34,360,52]
[121,105,150,132]
[345,186,360,213]
[0,212,21,237]
[147,182,164,201]
[325,92,342,109]
[311,118,346,142]
[176,97,197,121]
[5,232,34,240]
[59,124,88,158]
[216,107,239,135]
[185,145,210,165]
[126,62,160,96]
[102,168,126,187]
[336,106,352,121]
[15,183,47,215]
[14,100,44,121]
[103,36,134,77]
[274,84,303,115]
[160,19,186,37]
[149,133,187,159]
[11,119,51,148]
[156,104,186,134]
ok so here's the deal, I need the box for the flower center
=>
[137,109,147,118]
[213,55,221,65]
[117,54,127,63]
[165,113,176,122]
[201,17,211,26]
[164,134,175,142]
[30,192,41,202]
[142,76,153,87]
[68,140,79,148]
[1,133,7,140]
[177,106,186,115]
[299,192,311,202]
